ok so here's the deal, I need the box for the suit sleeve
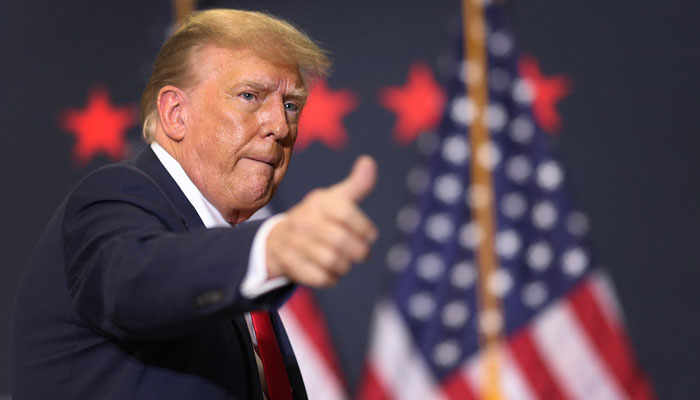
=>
[62,165,292,340]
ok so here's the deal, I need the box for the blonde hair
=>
[140,9,331,142]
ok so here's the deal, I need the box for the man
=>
[11,9,377,399]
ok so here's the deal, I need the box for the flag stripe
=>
[501,349,538,400]
[441,370,477,400]
[588,271,623,329]
[532,284,626,400]
[568,280,655,400]
[278,307,347,399]
[356,365,392,400]
[367,301,445,400]
[279,306,347,399]
[509,327,569,400]
[285,288,346,384]
[460,346,539,400]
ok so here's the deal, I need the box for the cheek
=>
[216,112,256,147]
[207,120,246,160]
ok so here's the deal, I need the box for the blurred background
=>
[2,0,699,398]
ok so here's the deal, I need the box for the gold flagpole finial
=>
[172,0,197,27]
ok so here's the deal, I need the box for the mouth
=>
[245,155,278,167]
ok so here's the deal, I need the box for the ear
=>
[156,85,187,141]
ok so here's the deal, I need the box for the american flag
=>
[357,1,654,399]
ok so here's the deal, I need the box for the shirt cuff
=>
[240,214,289,298]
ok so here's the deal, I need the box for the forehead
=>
[188,44,306,95]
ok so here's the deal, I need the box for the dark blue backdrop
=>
[2,1,699,398]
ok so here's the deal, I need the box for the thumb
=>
[332,155,377,202]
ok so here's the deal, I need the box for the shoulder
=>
[63,161,185,231]
[72,161,163,199]
[67,161,168,211]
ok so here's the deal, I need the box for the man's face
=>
[178,45,306,223]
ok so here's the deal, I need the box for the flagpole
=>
[172,0,197,27]
[461,0,504,399]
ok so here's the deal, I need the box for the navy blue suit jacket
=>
[11,147,307,399]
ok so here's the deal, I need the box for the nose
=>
[259,96,290,140]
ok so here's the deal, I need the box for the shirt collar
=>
[150,142,230,229]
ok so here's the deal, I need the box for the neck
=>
[153,134,256,225]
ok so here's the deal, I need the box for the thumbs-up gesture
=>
[266,155,378,287]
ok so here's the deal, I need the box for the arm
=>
[62,165,290,341]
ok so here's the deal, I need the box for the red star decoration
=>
[59,85,137,165]
[518,55,572,134]
[296,80,358,151]
[378,62,445,145]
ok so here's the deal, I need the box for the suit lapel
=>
[131,146,204,230]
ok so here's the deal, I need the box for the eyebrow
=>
[237,81,308,102]
[286,88,308,104]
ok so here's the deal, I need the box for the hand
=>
[266,155,378,287]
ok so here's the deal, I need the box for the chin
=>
[226,178,278,216]
[235,189,274,213]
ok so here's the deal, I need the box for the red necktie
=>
[250,311,293,400]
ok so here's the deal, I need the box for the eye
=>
[240,92,256,101]
[284,102,300,112]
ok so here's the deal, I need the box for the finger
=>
[298,239,352,277]
[321,198,378,242]
[329,155,377,202]
[284,192,374,242]
[324,205,378,243]
[310,219,372,263]
[273,239,340,287]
